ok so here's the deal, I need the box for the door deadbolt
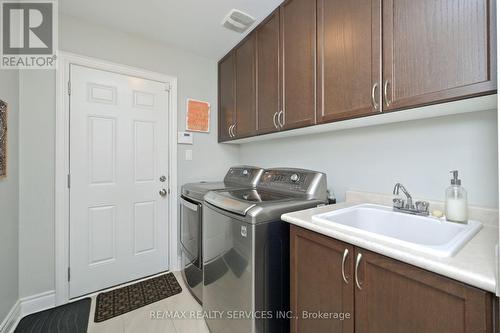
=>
[160,175,167,182]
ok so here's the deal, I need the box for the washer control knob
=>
[243,169,249,176]
[290,174,300,183]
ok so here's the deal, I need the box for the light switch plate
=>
[185,149,193,161]
[178,131,193,144]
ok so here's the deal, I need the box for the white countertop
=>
[282,192,499,293]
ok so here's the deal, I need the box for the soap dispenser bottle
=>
[445,170,468,223]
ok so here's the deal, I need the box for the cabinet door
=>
[317,0,382,123]
[290,226,354,333]
[280,0,317,130]
[256,10,281,135]
[383,0,497,111]
[354,248,494,333]
[218,53,235,142]
[234,34,257,139]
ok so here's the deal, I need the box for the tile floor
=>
[86,272,210,333]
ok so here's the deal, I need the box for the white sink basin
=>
[312,204,482,257]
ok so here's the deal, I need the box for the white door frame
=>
[55,52,179,305]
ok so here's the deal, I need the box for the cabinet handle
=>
[341,248,349,284]
[384,79,391,107]
[229,124,234,137]
[278,110,285,128]
[232,123,237,137]
[273,112,279,129]
[371,82,379,110]
[355,252,363,290]
[228,124,232,137]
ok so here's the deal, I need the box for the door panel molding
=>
[55,51,178,305]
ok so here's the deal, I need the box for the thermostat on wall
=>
[178,131,193,145]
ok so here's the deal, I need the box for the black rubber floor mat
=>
[15,298,91,333]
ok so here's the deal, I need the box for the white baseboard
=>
[0,300,21,333]
[0,290,58,333]
[20,290,56,317]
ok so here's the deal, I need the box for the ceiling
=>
[60,0,283,60]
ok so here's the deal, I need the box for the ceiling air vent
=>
[222,9,255,33]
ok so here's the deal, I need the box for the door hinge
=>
[67,174,71,188]
[67,81,71,95]
[67,267,71,282]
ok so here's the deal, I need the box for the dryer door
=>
[180,196,202,268]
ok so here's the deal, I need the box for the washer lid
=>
[181,182,228,201]
[204,189,292,216]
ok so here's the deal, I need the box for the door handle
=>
[159,189,168,197]
[341,248,349,284]
[384,79,391,107]
[278,110,285,128]
[371,82,379,111]
[273,112,279,129]
[232,123,237,137]
[180,197,199,212]
[355,252,363,290]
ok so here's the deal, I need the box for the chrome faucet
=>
[392,183,429,216]
[393,183,414,209]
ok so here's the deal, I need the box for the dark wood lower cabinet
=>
[290,225,496,333]
[290,226,354,333]
[355,248,494,333]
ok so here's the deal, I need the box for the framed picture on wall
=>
[0,99,7,177]
[186,99,210,133]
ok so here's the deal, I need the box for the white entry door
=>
[69,64,170,298]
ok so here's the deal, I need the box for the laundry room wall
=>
[238,110,499,208]
[18,14,239,298]
[0,70,20,323]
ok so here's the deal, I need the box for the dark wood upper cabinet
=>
[234,34,257,139]
[256,10,281,135]
[217,0,497,142]
[355,248,494,333]
[218,52,235,142]
[382,0,497,111]
[290,226,354,333]
[280,0,317,130]
[317,0,382,123]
